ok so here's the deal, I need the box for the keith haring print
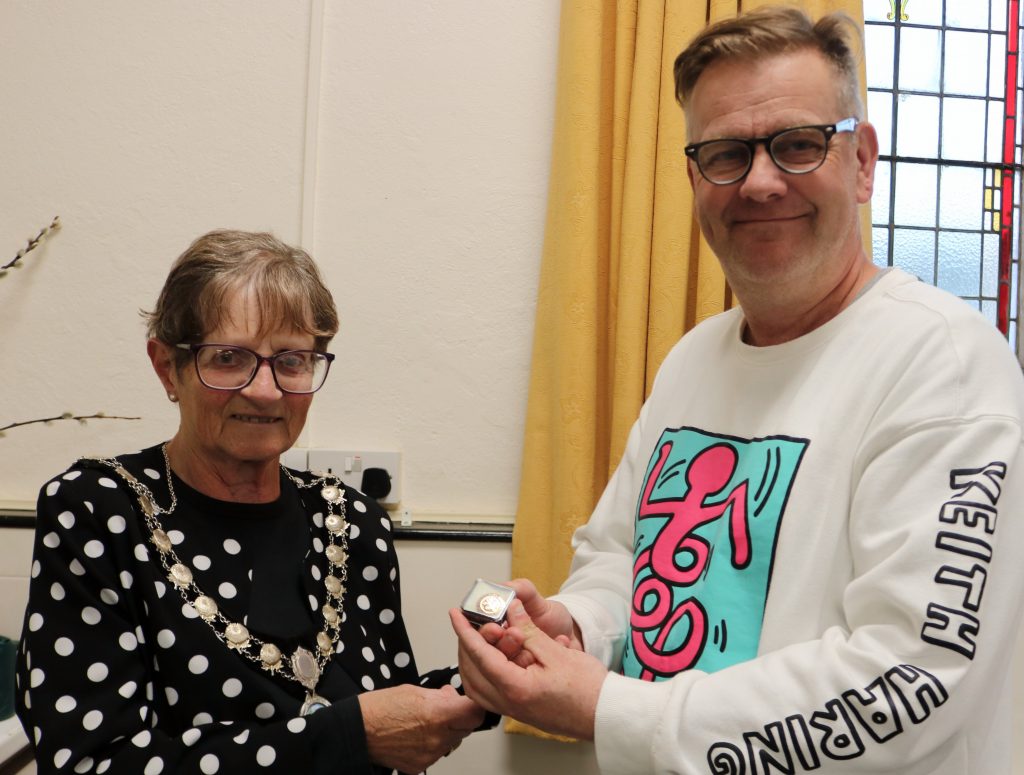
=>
[622,428,808,680]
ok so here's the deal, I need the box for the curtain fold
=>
[508,0,865,739]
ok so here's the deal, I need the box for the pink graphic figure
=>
[631,441,749,679]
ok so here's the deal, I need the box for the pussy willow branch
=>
[1,215,61,274]
[0,412,141,437]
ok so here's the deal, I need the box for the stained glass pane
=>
[983,299,998,322]
[903,2,943,26]
[937,231,983,297]
[863,2,893,23]
[898,28,942,92]
[983,232,1000,296]
[872,227,890,267]
[939,166,984,229]
[944,31,991,96]
[946,0,992,30]
[894,162,938,225]
[941,98,987,161]
[892,227,936,282]
[866,25,895,89]
[988,100,1005,162]
[989,34,1007,98]
[896,95,940,157]
[869,91,894,155]
[871,159,892,224]
[992,1,1008,33]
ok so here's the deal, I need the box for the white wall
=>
[0,1,556,518]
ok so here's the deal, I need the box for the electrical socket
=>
[306,449,402,509]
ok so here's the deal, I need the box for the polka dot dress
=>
[16,444,463,774]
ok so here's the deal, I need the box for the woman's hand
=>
[476,578,583,667]
[358,683,484,772]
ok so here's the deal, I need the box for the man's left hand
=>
[449,599,607,741]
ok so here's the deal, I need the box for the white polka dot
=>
[363,566,379,581]
[394,652,410,668]
[120,571,133,589]
[30,669,45,688]
[119,681,138,699]
[308,595,318,611]
[353,500,367,513]
[286,717,306,733]
[100,588,119,605]
[449,673,463,689]
[310,565,322,581]
[46,481,61,496]
[256,745,277,766]
[55,695,77,713]
[57,511,75,529]
[83,709,104,730]
[349,524,361,539]
[98,477,118,489]
[379,609,395,624]
[312,537,324,553]
[389,567,397,581]
[312,512,324,528]
[143,756,163,775]
[107,515,126,533]
[85,540,105,558]
[166,687,179,706]
[54,750,72,768]
[74,757,95,773]
[168,530,184,545]
[87,663,108,682]
[362,647,375,662]
[361,675,374,690]
[182,728,201,747]
[69,558,86,576]
[218,583,237,599]
[375,538,387,552]
[255,703,274,719]
[154,581,166,598]
[28,613,43,632]
[82,606,101,625]
[193,555,211,571]
[157,630,175,649]
[223,539,241,555]
[193,712,213,726]
[135,625,146,645]
[380,664,391,679]
[31,560,41,578]
[84,502,94,513]
[64,471,82,481]
[50,582,65,601]
[182,602,198,619]
[55,638,74,656]
[143,467,160,480]
[119,632,138,651]
[357,595,370,610]
[222,678,242,698]
[97,760,111,774]
[200,754,220,774]
[189,655,209,674]
[42,532,60,549]
[335,640,345,654]
[233,730,250,744]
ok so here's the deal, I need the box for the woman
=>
[16,230,485,774]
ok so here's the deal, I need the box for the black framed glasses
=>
[684,117,859,185]
[175,343,335,394]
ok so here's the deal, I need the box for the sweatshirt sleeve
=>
[16,466,379,775]
[567,413,1024,774]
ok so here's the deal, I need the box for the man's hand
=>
[450,599,607,741]
[358,683,483,773]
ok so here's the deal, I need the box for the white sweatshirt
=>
[553,269,1024,774]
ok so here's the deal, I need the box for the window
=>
[865,0,1023,356]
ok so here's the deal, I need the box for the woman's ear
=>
[148,339,179,399]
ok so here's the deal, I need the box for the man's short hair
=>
[674,5,864,127]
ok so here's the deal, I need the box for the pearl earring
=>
[168,393,178,403]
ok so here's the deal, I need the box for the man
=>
[450,6,1024,774]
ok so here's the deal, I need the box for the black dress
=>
[16,444,460,774]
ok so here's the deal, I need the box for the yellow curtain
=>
[509,0,865,738]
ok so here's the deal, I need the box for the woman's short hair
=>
[674,6,864,126]
[144,229,339,365]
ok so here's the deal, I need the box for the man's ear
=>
[854,120,879,205]
[147,339,179,397]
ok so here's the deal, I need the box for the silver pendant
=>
[291,646,321,692]
[300,692,331,716]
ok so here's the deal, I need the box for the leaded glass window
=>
[865,0,1023,357]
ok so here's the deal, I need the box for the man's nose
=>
[738,144,787,201]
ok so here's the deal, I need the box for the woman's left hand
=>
[357,682,484,772]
